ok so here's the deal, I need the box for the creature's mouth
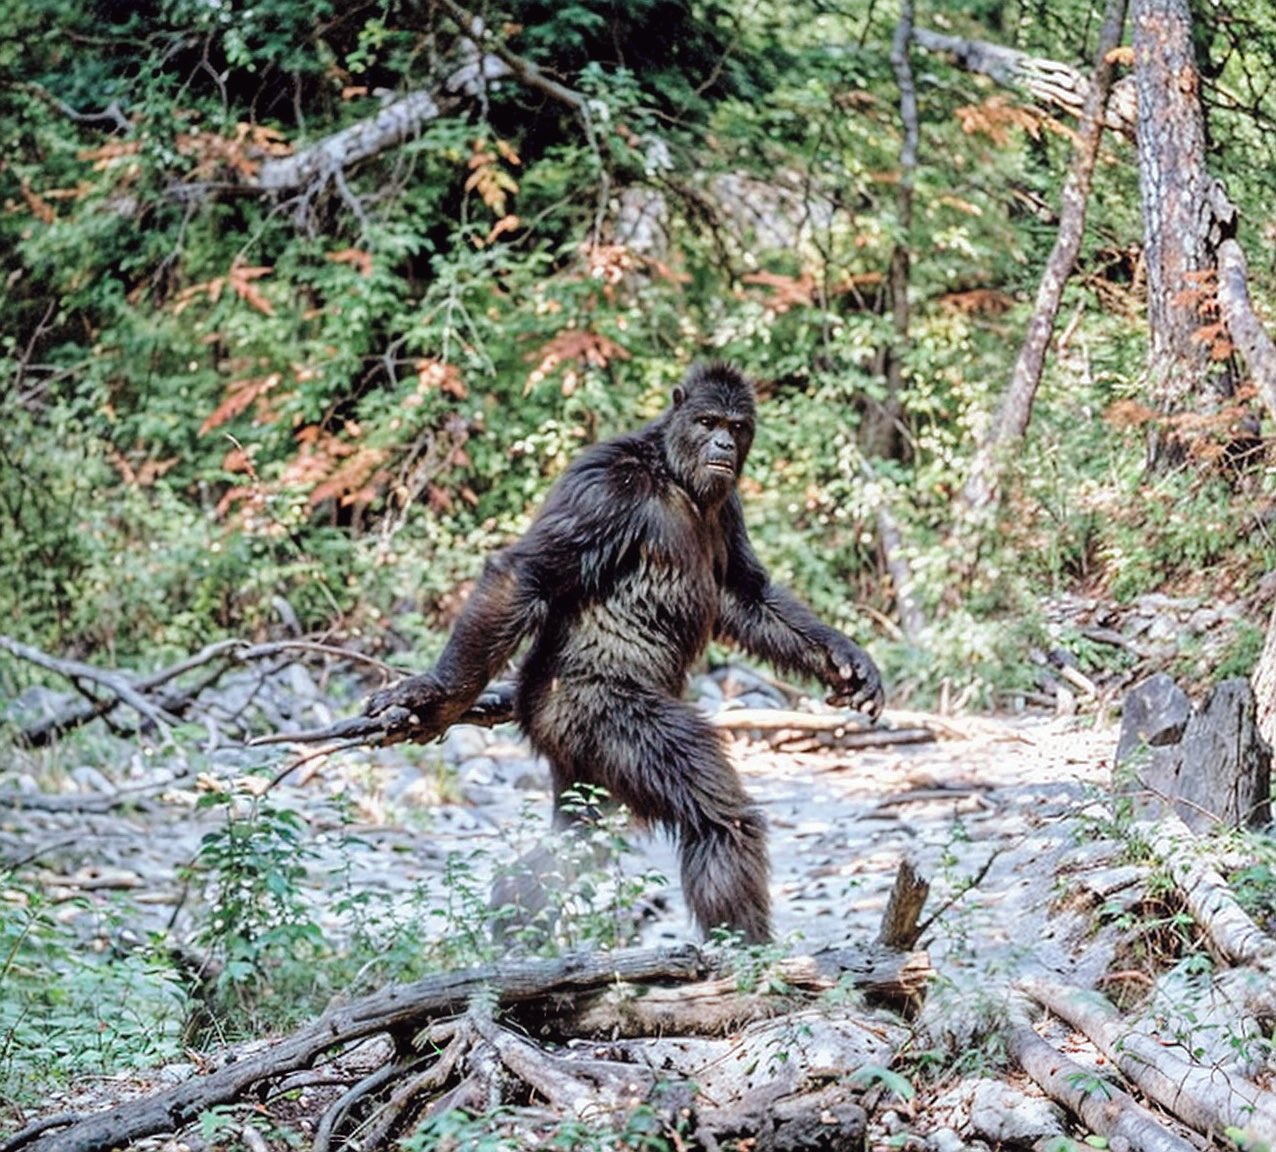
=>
[705,461,736,474]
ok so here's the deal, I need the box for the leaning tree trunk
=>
[958,0,1128,516]
[1133,0,1236,470]
[1219,234,1276,746]
[861,0,918,462]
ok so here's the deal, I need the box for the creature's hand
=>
[363,673,452,745]
[823,636,884,720]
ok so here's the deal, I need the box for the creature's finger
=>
[857,685,885,720]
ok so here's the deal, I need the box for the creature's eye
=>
[729,420,746,437]
[697,415,717,430]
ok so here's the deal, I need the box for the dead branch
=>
[0,634,386,749]
[1019,973,1276,1146]
[432,0,610,243]
[20,945,708,1152]
[15,938,924,1152]
[1145,814,1276,968]
[877,859,930,950]
[0,634,185,737]
[1217,236,1276,421]
[912,26,1137,138]
[958,0,1128,515]
[256,685,930,752]
[352,1030,469,1150]
[1008,1024,1197,1152]
[533,945,931,1038]
[248,681,518,748]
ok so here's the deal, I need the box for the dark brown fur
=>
[367,363,883,942]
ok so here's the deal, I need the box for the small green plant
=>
[850,1063,916,1101]
[1064,1068,1114,1100]
[482,786,667,958]
[0,876,189,1107]
[185,774,326,1032]
[401,1100,683,1152]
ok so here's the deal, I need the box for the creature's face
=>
[665,364,757,507]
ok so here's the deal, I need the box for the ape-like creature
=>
[367,362,883,942]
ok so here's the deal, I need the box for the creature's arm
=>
[716,496,883,717]
[365,444,650,737]
[363,545,548,736]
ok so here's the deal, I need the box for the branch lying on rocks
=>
[0,634,388,749]
[1018,972,1276,1146]
[1145,814,1276,968]
[6,939,929,1152]
[1007,1024,1196,1152]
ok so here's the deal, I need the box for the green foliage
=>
[478,787,667,961]
[4,0,1275,699]
[403,1099,686,1152]
[186,775,327,1032]
[0,878,190,1106]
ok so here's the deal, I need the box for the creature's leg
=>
[593,694,772,944]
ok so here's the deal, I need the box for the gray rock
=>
[1116,673,1191,764]
[968,1079,1065,1143]
[927,1127,968,1152]
[442,726,490,763]
[1119,677,1271,832]
[70,765,115,794]
[1173,678,1271,830]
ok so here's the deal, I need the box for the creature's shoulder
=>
[559,426,668,503]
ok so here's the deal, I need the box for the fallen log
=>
[1019,973,1276,1147]
[10,940,926,1152]
[1008,1024,1196,1152]
[1144,815,1276,968]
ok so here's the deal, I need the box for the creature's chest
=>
[615,497,723,644]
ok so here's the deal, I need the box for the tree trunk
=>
[861,0,917,461]
[1133,0,1235,469]
[959,0,1128,515]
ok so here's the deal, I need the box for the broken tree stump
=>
[1115,675,1271,832]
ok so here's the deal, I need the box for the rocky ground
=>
[2,588,1265,1148]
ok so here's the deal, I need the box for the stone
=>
[1118,676,1271,832]
[1173,678,1271,830]
[968,1079,1066,1144]
[1115,673,1191,764]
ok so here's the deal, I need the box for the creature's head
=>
[664,362,757,507]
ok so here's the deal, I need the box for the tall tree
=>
[958,0,1129,516]
[1133,0,1235,469]
[861,0,918,462]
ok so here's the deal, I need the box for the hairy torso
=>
[516,431,728,720]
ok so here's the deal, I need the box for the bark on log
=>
[911,26,1137,138]
[1019,973,1276,1145]
[1144,815,1276,967]
[877,858,930,950]
[18,940,926,1152]
[1008,1025,1197,1152]
[20,946,708,1152]
[534,945,932,1037]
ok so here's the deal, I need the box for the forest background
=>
[10,0,1276,702]
[8,0,1276,1144]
